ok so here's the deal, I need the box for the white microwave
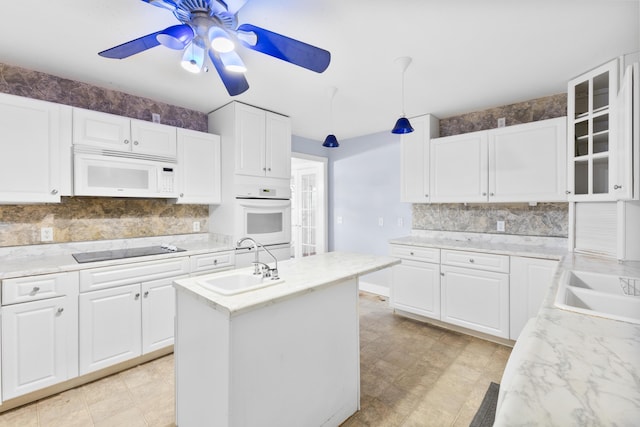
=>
[73,149,178,198]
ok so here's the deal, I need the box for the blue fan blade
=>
[236,24,330,73]
[99,31,162,59]
[208,50,250,96]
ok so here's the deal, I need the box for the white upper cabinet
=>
[73,108,177,158]
[567,59,619,201]
[400,114,439,203]
[612,62,639,200]
[430,132,488,203]
[0,93,72,203]
[176,128,221,204]
[488,117,567,202]
[209,102,291,180]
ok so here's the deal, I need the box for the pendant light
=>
[391,56,414,134]
[322,87,339,148]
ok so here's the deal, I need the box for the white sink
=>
[555,270,640,324]
[198,270,284,296]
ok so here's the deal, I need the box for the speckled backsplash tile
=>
[0,198,209,247]
[439,94,566,137]
[0,63,207,131]
[412,203,568,237]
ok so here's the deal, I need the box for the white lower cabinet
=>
[440,265,510,339]
[509,256,558,339]
[390,245,441,319]
[1,271,79,400]
[79,284,142,374]
[141,277,179,353]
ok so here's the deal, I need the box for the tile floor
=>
[0,292,511,427]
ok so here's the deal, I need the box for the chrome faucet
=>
[236,237,279,280]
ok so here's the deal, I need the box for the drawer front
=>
[390,244,440,263]
[441,249,509,273]
[190,251,235,274]
[2,271,79,305]
[79,257,190,292]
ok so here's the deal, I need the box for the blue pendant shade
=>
[156,24,194,50]
[322,134,339,148]
[391,117,414,134]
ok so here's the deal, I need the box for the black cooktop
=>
[72,245,186,263]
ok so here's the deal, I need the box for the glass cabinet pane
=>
[593,114,609,154]
[574,120,589,156]
[593,157,609,194]
[574,81,589,117]
[592,71,609,112]
[574,161,589,195]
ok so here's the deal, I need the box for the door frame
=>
[291,152,328,257]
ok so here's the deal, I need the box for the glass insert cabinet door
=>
[567,58,618,201]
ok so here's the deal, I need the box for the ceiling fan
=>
[98,0,331,96]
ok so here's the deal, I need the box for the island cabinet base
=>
[175,278,360,427]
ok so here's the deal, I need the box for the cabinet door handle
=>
[124,139,130,144]
[179,193,184,197]
[469,258,475,263]
[32,286,40,293]
[267,167,272,171]
[482,192,487,196]
[144,291,149,298]
[489,192,494,196]
[409,251,414,256]
[440,272,445,276]
[135,293,140,299]
[565,190,571,194]
[133,141,139,146]
[614,185,622,190]
[425,194,428,198]
[57,307,64,314]
[50,189,58,195]
[213,259,218,265]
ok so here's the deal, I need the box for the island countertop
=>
[173,251,399,316]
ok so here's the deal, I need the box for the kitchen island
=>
[172,252,399,427]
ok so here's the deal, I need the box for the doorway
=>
[291,153,328,259]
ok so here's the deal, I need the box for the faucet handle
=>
[270,268,279,280]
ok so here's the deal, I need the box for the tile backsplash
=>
[0,197,209,246]
[0,63,209,247]
[414,93,569,237]
[413,203,568,237]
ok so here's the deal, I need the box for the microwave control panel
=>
[160,167,175,193]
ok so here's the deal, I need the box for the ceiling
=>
[0,1,638,141]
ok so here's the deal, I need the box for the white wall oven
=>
[235,198,291,247]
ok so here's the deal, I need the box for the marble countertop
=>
[494,253,640,426]
[389,231,567,260]
[0,233,234,280]
[173,252,400,317]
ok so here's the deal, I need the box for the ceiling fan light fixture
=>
[181,39,205,73]
[209,27,235,53]
[156,24,194,50]
[220,51,247,73]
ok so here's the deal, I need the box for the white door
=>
[1,296,78,399]
[291,154,327,258]
[79,284,142,374]
[141,277,179,354]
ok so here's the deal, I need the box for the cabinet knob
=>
[144,291,149,298]
[263,167,267,171]
[179,193,184,197]
[57,307,64,314]
[213,259,218,265]
[425,194,429,198]
[124,139,130,144]
[50,189,58,195]
[32,286,40,294]
[440,272,445,277]
[469,258,475,263]
[489,192,494,196]
[135,293,140,299]
[482,192,487,196]
[133,141,139,146]
[409,251,414,256]
[268,167,271,171]
[565,190,571,194]
[614,185,622,190]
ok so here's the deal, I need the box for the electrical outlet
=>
[152,113,161,123]
[397,217,404,227]
[192,221,200,232]
[497,117,506,127]
[336,216,343,225]
[378,217,384,227]
[41,227,54,242]
[496,221,505,232]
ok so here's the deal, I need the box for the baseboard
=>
[358,281,389,297]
